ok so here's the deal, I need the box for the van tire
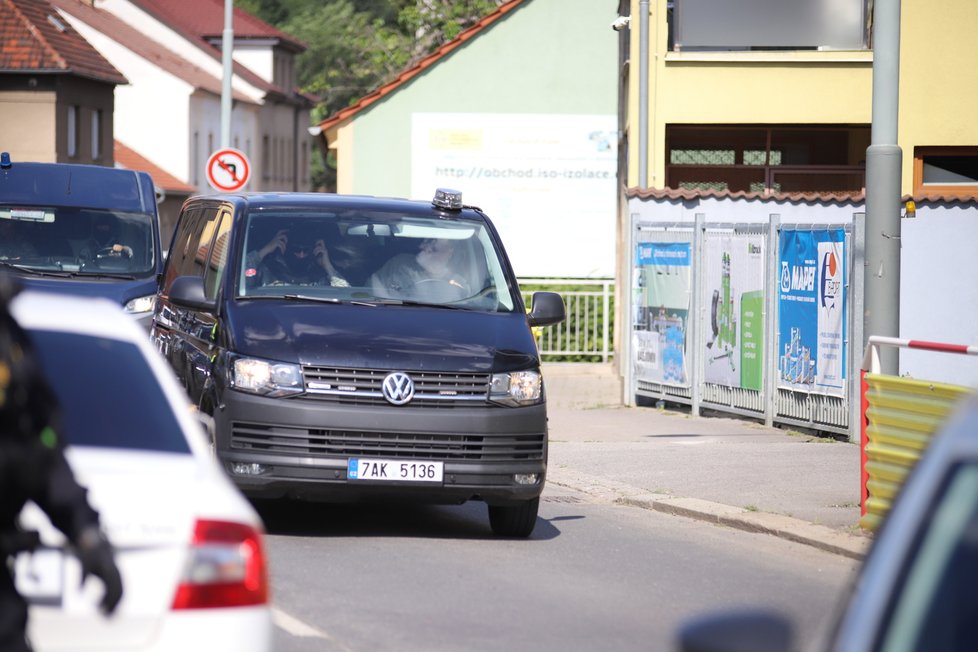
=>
[488,497,539,537]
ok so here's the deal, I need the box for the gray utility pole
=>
[864,0,902,375]
[220,0,234,148]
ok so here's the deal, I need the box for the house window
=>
[671,0,869,51]
[67,105,78,158]
[262,135,270,181]
[665,125,869,195]
[914,147,978,199]
[91,109,102,160]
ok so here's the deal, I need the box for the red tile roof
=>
[49,0,255,104]
[625,186,978,207]
[128,0,305,52]
[120,0,300,100]
[0,0,127,84]
[114,140,196,194]
[315,0,526,135]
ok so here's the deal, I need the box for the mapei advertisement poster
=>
[777,229,847,395]
[632,242,691,387]
[702,234,765,391]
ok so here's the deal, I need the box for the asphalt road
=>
[259,482,858,652]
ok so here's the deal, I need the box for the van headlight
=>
[231,356,304,397]
[489,370,542,406]
[124,294,156,315]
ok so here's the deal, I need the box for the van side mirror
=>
[527,291,565,327]
[169,275,216,312]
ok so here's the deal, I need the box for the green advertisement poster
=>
[702,234,765,390]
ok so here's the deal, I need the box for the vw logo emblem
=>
[382,372,415,405]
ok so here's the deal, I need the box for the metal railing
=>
[519,278,614,363]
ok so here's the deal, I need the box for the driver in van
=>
[245,225,349,287]
[369,237,469,300]
[80,214,131,261]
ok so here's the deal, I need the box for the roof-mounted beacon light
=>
[1,152,11,169]
[432,188,462,211]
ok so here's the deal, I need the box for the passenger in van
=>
[246,226,349,287]
[79,214,132,260]
[369,237,470,301]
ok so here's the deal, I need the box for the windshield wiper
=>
[82,272,137,280]
[0,261,73,277]
[374,298,468,310]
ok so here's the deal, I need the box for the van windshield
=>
[236,211,517,311]
[0,206,157,276]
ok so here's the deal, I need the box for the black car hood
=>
[11,275,158,307]
[225,300,538,373]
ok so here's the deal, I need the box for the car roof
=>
[185,191,487,219]
[0,160,157,213]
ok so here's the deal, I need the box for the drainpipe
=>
[638,0,649,189]
[864,0,902,375]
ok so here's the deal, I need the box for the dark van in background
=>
[0,153,163,328]
[152,189,565,537]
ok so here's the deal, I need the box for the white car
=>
[11,290,273,651]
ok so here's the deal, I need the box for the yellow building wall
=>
[899,0,978,193]
[0,91,57,162]
[627,0,978,195]
[626,1,873,189]
[328,121,356,194]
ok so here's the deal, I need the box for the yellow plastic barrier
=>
[860,373,969,531]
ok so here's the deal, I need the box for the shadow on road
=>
[252,498,564,541]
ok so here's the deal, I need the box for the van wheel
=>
[488,497,539,537]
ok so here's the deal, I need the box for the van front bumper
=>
[211,390,549,506]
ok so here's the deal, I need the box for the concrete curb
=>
[548,466,871,561]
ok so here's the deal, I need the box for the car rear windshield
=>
[28,330,192,453]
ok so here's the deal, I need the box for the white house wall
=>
[188,92,259,189]
[899,205,978,387]
[233,47,273,84]
[96,0,266,103]
[61,11,192,181]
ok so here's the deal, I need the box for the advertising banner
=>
[777,229,847,395]
[632,242,691,387]
[410,113,617,277]
[702,234,766,391]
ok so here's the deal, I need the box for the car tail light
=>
[171,520,269,610]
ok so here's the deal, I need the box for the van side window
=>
[161,207,201,293]
[191,207,223,279]
[203,211,232,300]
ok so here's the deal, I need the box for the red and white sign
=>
[205,148,251,192]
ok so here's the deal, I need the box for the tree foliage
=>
[235,0,504,189]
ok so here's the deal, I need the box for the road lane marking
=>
[272,607,332,639]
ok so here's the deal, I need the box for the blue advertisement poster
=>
[777,229,847,395]
[633,242,691,387]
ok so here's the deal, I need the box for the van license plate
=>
[348,459,443,482]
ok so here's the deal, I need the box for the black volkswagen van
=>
[152,189,565,537]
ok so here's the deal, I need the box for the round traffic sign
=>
[205,148,251,192]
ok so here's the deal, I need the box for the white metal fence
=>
[519,278,614,362]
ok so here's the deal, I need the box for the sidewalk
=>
[543,394,871,560]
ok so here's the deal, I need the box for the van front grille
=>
[229,422,544,461]
[301,366,492,407]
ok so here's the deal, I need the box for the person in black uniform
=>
[0,274,123,652]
